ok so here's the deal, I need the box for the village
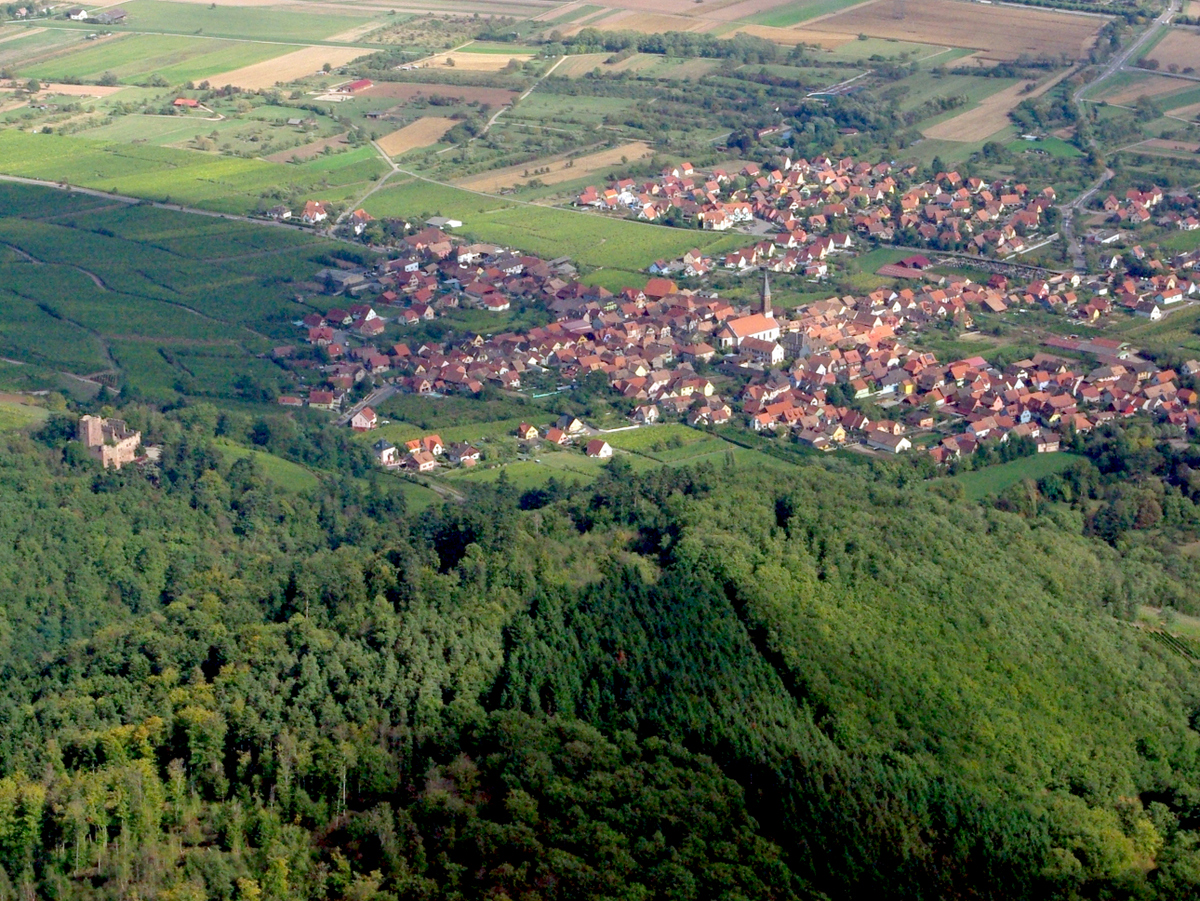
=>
[574,155,1064,262]
[267,196,1200,476]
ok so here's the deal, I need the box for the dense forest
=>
[3,405,1200,900]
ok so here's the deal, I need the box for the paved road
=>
[1074,0,1180,105]
[1061,167,1114,271]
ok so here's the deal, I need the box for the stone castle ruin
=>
[78,414,141,469]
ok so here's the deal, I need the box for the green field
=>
[0,131,388,213]
[746,0,869,26]
[215,438,321,491]
[954,452,1082,500]
[0,26,88,69]
[0,399,49,431]
[365,178,745,275]
[0,182,342,399]
[1006,136,1083,159]
[96,0,371,43]
[21,34,284,85]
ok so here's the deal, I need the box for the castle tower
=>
[78,414,104,447]
[762,269,773,318]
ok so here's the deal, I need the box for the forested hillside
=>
[2,408,1200,900]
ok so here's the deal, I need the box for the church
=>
[716,271,780,349]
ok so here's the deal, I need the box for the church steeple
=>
[762,269,773,318]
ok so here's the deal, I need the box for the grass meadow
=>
[954,452,1081,500]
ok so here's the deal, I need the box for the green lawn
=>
[954,452,1082,500]
[21,34,284,85]
[1006,136,1083,159]
[215,439,321,492]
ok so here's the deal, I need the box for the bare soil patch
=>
[265,132,349,162]
[1141,28,1200,73]
[208,46,366,89]
[922,68,1072,142]
[325,22,383,42]
[454,140,653,191]
[806,0,1104,61]
[360,81,517,106]
[377,116,458,155]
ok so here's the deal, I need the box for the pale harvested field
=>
[577,0,713,13]
[703,0,819,22]
[554,52,612,76]
[265,132,348,162]
[377,116,457,155]
[1187,1,1200,16]
[726,22,853,47]
[454,140,653,191]
[1168,100,1200,120]
[325,22,383,42]
[420,50,534,70]
[209,46,366,89]
[922,68,1073,142]
[1103,74,1191,105]
[1,81,124,97]
[1143,29,1200,71]
[564,9,715,32]
[361,81,517,105]
[806,0,1105,61]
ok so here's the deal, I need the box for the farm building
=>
[342,79,373,93]
[173,98,199,109]
[95,8,125,23]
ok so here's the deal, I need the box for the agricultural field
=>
[1096,72,1194,105]
[953,452,1081,500]
[555,51,719,79]
[364,177,744,274]
[19,34,285,86]
[0,181,341,399]
[419,50,536,71]
[0,397,48,431]
[0,131,388,212]
[804,0,1105,62]
[215,438,321,491]
[454,140,652,192]
[100,0,372,43]
[739,0,864,27]
[376,117,458,156]
[1142,27,1200,73]
[206,45,369,89]
[0,27,91,71]
[360,82,517,107]
[921,70,1072,143]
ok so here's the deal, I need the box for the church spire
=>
[762,269,773,318]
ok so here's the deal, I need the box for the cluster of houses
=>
[1100,186,1199,231]
[267,208,1200,472]
[737,323,1196,461]
[370,433,484,472]
[574,155,1057,259]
